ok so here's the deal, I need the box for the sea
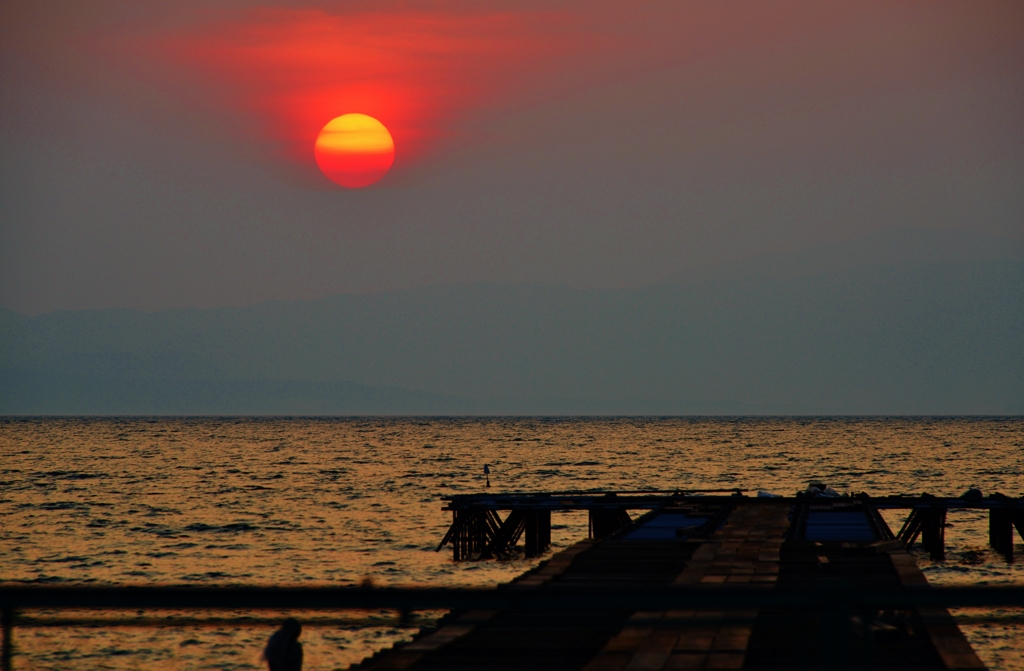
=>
[1,417,1023,670]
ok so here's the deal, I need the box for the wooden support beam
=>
[539,510,551,550]
[989,508,1014,562]
[439,508,504,561]
[455,510,467,561]
[441,508,553,560]
[479,510,527,560]
[898,508,923,546]
[922,507,946,561]
[524,510,552,558]
[898,506,946,560]
[1,607,12,671]
[865,504,896,541]
[589,507,632,539]
[524,512,538,558]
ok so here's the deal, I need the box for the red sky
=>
[1,0,1021,313]
[115,1,1022,184]
[130,5,616,180]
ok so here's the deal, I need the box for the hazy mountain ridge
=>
[1,256,1022,415]
[685,228,1024,283]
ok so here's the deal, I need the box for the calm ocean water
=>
[1,417,1023,669]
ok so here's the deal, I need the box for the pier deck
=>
[354,494,1001,671]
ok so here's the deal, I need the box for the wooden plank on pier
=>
[889,549,987,671]
[581,502,790,671]
[362,494,990,671]
[743,517,986,671]
[355,539,598,670]
[355,513,710,670]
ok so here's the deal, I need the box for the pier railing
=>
[3,584,1024,671]
[438,491,1024,561]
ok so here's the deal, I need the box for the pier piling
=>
[989,507,1014,561]
[1,607,12,671]
[524,510,551,558]
[898,504,947,561]
[588,507,632,539]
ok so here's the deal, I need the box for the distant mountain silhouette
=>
[2,232,1022,415]
[671,227,1024,284]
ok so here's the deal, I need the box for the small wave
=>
[40,470,102,480]
[184,522,257,533]
[181,571,236,581]
[39,555,90,564]
[86,519,116,527]
[142,505,180,516]
[36,501,88,510]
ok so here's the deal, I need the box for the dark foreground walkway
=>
[352,501,986,671]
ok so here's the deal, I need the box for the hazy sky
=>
[2,0,1022,315]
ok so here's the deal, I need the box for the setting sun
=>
[314,113,395,188]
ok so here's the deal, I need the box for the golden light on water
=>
[3,417,1024,669]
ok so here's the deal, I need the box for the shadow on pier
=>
[411,489,1024,670]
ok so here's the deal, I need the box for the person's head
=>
[280,618,301,640]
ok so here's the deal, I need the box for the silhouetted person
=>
[484,463,490,488]
[263,618,303,671]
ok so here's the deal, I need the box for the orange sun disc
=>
[314,114,395,188]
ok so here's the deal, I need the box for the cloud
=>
[119,5,616,182]
[81,0,1023,188]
